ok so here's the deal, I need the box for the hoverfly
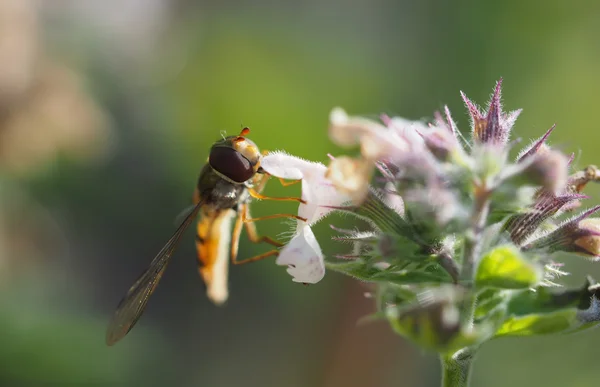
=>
[106,128,304,346]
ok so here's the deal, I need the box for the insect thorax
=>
[197,164,249,211]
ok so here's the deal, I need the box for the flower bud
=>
[522,149,569,195]
[504,192,584,245]
[573,218,600,258]
[421,126,459,161]
[524,206,600,260]
[516,124,555,162]
[461,78,522,146]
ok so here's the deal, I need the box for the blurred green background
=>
[1,0,599,386]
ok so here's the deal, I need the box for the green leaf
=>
[492,278,600,337]
[370,270,453,284]
[325,260,382,281]
[342,191,427,245]
[507,287,580,316]
[495,309,578,337]
[506,277,599,316]
[326,260,451,285]
[475,245,542,289]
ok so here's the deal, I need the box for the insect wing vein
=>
[105,199,204,346]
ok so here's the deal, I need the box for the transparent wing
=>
[173,204,197,226]
[105,199,204,346]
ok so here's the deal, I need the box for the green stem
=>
[460,189,490,326]
[441,349,475,387]
[461,190,490,282]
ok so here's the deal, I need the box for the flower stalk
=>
[460,185,491,328]
[441,349,475,387]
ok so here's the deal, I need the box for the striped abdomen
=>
[195,206,235,305]
[193,164,246,305]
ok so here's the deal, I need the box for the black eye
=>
[209,147,254,183]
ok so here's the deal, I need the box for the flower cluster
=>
[261,79,600,375]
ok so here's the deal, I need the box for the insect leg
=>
[247,187,306,203]
[252,170,271,194]
[231,203,280,265]
[277,178,301,187]
[231,204,306,265]
[232,249,279,265]
[244,212,307,223]
[241,205,288,248]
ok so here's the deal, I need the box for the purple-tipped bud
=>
[484,79,503,142]
[506,192,586,245]
[524,206,600,260]
[420,125,459,161]
[516,125,556,162]
[461,78,522,145]
[444,105,458,136]
[522,149,569,195]
[433,106,459,136]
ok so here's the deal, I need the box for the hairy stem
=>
[460,186,490,326]
[441,349,475,387]
[461,187,491,281]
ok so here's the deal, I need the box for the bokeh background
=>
[1,0,600,386]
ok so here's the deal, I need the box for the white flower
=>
[388,117,429,146]
[261,151,352,283]
[327,108,438,205]
[261,151,349,225]
[329,107,411,161]
[260,111,431,283]
[276,224,325,283]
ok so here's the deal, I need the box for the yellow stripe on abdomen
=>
[195,209,235,305]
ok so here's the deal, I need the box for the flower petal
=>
[329,107,383,148]
[262,151,350,225]
[329,108,409,160]
[261,151,318,180]
[276,225,325,283]
[388,117,427,147]
[300,171,351,224]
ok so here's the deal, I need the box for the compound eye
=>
[209,146,254,183]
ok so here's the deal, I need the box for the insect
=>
[106,128,304,346]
